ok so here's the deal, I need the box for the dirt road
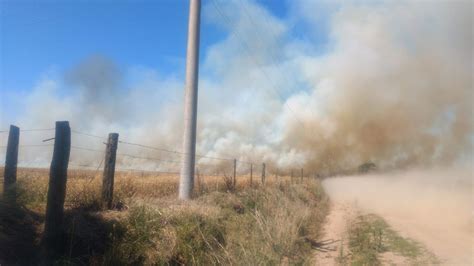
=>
[318,168,473,265]
[312,202,354,265]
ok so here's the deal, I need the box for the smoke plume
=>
[0,0,472,174]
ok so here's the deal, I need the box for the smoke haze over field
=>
[0,0,472,173]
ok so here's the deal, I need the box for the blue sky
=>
[0,0,293,93]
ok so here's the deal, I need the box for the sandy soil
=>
[319,168,473,265]
[383,214,473,265]
[313,201,410,265]
[312,202,353,265]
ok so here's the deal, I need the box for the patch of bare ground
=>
[312,201,356,265]
[322,169,473,265]
[314,200,438,265]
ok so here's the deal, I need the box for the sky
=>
[0,0,471,173]
[0,0,330,122]
[0,0,302,95]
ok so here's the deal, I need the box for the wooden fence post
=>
[250,163,253,187]
[3,125,19,203]
[301,168,304,183]
[102,133,119,209]
[42,121,71,261]
[261,163,266,184]
[195,168,201,195]
[232,159,237,190]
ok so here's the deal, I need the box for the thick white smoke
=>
[0,0,472,174]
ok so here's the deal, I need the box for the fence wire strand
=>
[1,127,269,177]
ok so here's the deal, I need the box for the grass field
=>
[0,167,328,265]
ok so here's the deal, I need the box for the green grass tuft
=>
[347,214,438,265]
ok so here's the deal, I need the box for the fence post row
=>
[102,133,119,209]
[42,121,71,261]
[261,163,266,184]
[3,125,19,203]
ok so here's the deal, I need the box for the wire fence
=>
[0,126,299,181]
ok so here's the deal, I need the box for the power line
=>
[237,0,319,121]
[208,0,310,167]
[211,0,306,128]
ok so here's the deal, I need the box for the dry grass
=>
[10,167,297,208]
[0,167,328,265]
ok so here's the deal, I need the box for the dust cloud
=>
[323,167,473,265]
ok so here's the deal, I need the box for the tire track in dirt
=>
[312,201,355,265]
[319,169,473,265]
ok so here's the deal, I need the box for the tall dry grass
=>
[0,167,328,265]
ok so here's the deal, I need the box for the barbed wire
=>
[71,130,107,140]
[68,163,101,169]
[117,152,181,164]
[71,145,104,153]
[0,127,267,174]
[114,167,181,175]
[0,128,55,133]
[0,144,54,148]
[21,128,55,132]
[118,139,237,162]
[118,140,182,154]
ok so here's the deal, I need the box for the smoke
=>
[0,0,472,174]
[64,55,125,121]
[283,1,473,174]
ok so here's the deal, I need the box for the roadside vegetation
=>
[0,168,329,265]
[338,214,438,265]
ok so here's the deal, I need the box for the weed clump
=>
[347,214,438,265]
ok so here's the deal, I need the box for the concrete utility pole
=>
[179,0,201,200]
